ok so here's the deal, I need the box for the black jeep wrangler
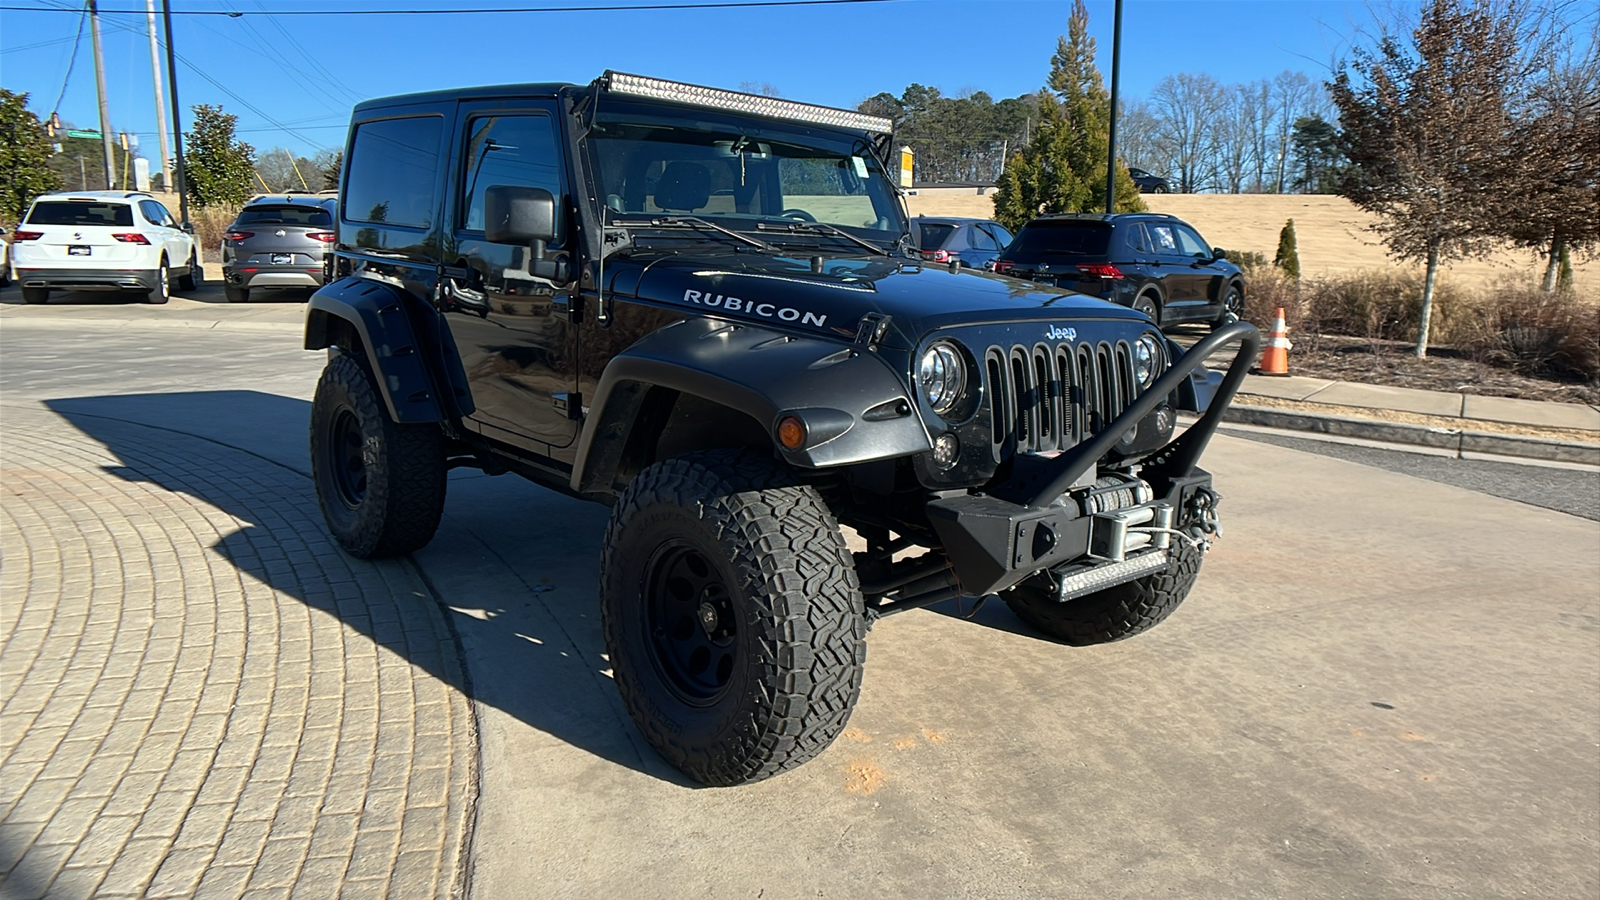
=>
[305,72,1258,786]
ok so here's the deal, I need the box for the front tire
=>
[144,258,170,304]
[1211,283,1244,330]
[1004,540,1202,646]
[600,449,867,786]
[22,287,48,305]
[310,352,446,558]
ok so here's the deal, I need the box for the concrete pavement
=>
[2,291,1598,898]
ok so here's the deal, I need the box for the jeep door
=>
[439,100,579,457]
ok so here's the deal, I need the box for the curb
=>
[1225,403,1600,466]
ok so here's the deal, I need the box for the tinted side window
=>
[982,223,1013,246]
[345,116,443,229]
[148,200,176,226]
[1147,223,1181,254]
[969,226,998,251]
[460,114,563,235]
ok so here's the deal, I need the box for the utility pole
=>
[89,0,117,190]
[145,0,173,191]
[161,0,189,224]
[1104,0,1123,215]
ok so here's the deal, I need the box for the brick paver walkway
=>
[0,406,475,899]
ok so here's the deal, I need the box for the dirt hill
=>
[904,191,1592,293]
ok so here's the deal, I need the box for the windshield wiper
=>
[609,215,776,251]
[755,219,892,256]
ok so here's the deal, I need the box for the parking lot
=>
[2,285,1597,898]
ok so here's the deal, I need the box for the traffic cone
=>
[1259,307,1292,376]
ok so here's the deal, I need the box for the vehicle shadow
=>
[43,390,690,786]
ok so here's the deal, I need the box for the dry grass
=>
[190,206,240,262]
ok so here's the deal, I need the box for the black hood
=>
[602,250,1148,350]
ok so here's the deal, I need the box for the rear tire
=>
[310,353,446,558]
[1153,185,1169,194]
[144,258,170,304]
[1132,293,1161,324]
[1004,540,1202,646]
[22,287,48,305]
[225,284,250,303]
[176,252,200,292]
[600,449,867,786]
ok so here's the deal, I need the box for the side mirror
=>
[181,222,195,234]
[1212,247,1226,260]
[485,185,560,249]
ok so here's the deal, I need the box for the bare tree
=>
[1332,0,1532,357]
[1149,72,1226,192]
[1270,71,1314,192]
[1115,98,1168,175]
[1500,16,1600,290]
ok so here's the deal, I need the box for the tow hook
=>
[1188,488,1223,549]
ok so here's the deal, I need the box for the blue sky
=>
[0,0,1380,160]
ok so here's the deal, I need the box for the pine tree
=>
[992,0,1142,230]
[1274,219,1301,280]
[0,90,62,224]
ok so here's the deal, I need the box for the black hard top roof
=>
[1030,212,1178,224]
[354,82,573,114]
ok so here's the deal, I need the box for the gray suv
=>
[221,193,337,302]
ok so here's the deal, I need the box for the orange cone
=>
[1259,307,1292,376]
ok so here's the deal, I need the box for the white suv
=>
[11,191,200,305]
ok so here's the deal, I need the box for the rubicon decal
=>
[682,290,828,327]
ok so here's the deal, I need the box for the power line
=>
[6,0,902,14]
[49,1,88,116]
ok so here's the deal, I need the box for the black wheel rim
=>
[329,406,367,508]
[1227,288,1243,316]
[644,541,739,705]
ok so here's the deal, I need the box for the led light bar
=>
[603,71,894,134]
[1054,549,1170,602]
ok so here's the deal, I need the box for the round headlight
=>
[918,342,968,416]
[1134,335,1161,387]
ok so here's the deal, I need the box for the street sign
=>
[65,130,102,139]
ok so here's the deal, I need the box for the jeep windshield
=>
[588,103,905,250]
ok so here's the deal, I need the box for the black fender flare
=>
[572,318,932,495]
[304,276,472,424]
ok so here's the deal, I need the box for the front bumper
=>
[16,267,158,293]
[925,321,1260,596]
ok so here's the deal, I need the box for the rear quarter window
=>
[344,116,444,229]
[26,202,135,227]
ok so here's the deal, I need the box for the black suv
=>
[993,213,1245,330]
[305,72,1257,786]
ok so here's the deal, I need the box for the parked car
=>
[991,212,1244,330]
[221,194,338,302]
[910,216,1013,269]
[1128,167,1170,193]
[9,191,199,304]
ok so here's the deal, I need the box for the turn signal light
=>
[1076,263,1125,279]
[776,416,807,450]
[224,231,254,241]
[111,233,150,244]
[992,260,1014,273]
[307,232,336,243]
[12,231,43,241]
[922,249,951,263]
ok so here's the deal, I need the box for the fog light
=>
[777,416,807,450]
[932,432,960,469]
[1119,425,1138,445]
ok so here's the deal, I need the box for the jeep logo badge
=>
[1046,326,1077,341]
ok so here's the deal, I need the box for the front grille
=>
[985,340,1137,454]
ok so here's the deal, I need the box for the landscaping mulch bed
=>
[1285,334,1599,406]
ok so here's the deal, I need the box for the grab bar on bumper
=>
[1024,320,1261,508]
